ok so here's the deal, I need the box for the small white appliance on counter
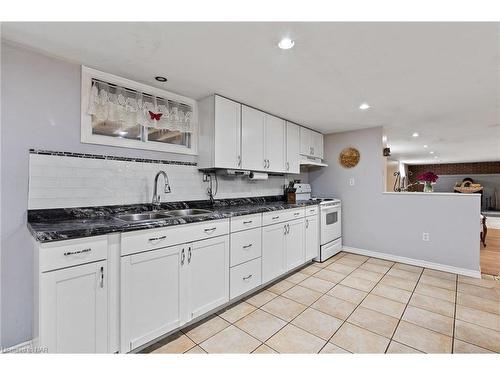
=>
[294,183,342,262]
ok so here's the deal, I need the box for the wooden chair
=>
[481,215,487,247]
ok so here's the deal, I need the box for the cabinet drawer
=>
[230,227,262,267]
[39,236,108,272]
[230,258,262,299]
[305,206,319,216]
[262,208,304,226]
[230,213,262,232]
[121,219,229,256]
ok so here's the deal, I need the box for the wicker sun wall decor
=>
[339,147,360,168]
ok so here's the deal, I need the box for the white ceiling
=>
[2,22,499,164]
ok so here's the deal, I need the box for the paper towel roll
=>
[248,172,268,180]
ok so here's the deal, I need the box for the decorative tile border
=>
[29,149,197,166]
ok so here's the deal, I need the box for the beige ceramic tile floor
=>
[142,252,500,354]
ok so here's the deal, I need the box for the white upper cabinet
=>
[199,95,322,172]
[285,122,301,174]
[198,95,242,169]
[41,261,108,353]
[300,127,324,159]
[214,96,242,169]
[264,114,286,173]
[241,105,266,171]
[311,131,324,159]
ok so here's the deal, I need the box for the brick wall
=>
[407,161,500,191]
[408,162,500,181]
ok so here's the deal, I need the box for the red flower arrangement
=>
[417,171,439,183]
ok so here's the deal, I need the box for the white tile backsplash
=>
[28,154,288,209]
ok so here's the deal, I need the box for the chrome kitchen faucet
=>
[152,170,171,209]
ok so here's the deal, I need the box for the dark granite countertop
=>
[28,196,319,243]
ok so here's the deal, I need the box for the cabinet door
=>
[305,215,319,261]
[241,105,266,171]
[262,223,286,283]
[311,131,324,159]
[300,127,312,156]
[214,96,242,169]
[286,219,305,271]
[40,260,108,353]
[286,122,300,174]
[187,235,229,320]
[121,245,185,352]
[265,114,285,172]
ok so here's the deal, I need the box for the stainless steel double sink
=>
[115,209,213,223]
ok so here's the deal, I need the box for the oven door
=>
[320,204,341,245]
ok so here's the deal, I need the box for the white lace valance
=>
[87,79,194,133]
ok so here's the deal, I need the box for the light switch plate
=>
[349,178,355,186]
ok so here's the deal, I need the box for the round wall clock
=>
[339,147,360,168]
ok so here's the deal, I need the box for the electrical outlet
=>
[422,232,430,241]
[349,178,355,186]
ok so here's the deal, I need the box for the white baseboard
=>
[2,339,33,353]
[342,246,482,278]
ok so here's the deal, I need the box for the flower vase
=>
[423,181,433,193]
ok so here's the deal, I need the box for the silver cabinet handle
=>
[305,219,309,228]
[243,274,253,281]
[237,155,242,167]
[188,246,192,263]
[267,159,270,169]
[264,159,267,168]
[294,212,300,216]
[64,248,91,256]
[99,266,104,288]
[272,216,280,220]
[309,209,316,213]
[148,235,166,243]
[312,147,315,155]
[284,224,287,235]
[243,220,253,224]
[286,223,290,234]
[204,227,217,233]
[181,248,185,265]
[286,161,289,171]
[242,244,253,249]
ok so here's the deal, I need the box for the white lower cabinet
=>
[305,215,319,261]
[186,236,230,321]
[262,222,287,283]
[40,260,108,353]
[36,207,319,353]
[120,235,229,352]
[286,218,305,271]
[230,257,262,299]
[120,245,185,352]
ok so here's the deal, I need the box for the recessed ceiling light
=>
[278,37,295,50]
[155,76,168,82]
[434,156,438,159]
[359,102,370,110]
[412,132,419,138]
[423,145,428,148]
[429,151,435,154]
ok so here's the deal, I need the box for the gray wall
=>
[0,42,202,347]
[309,127,480,272]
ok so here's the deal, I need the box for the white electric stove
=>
[294,184,342,262]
